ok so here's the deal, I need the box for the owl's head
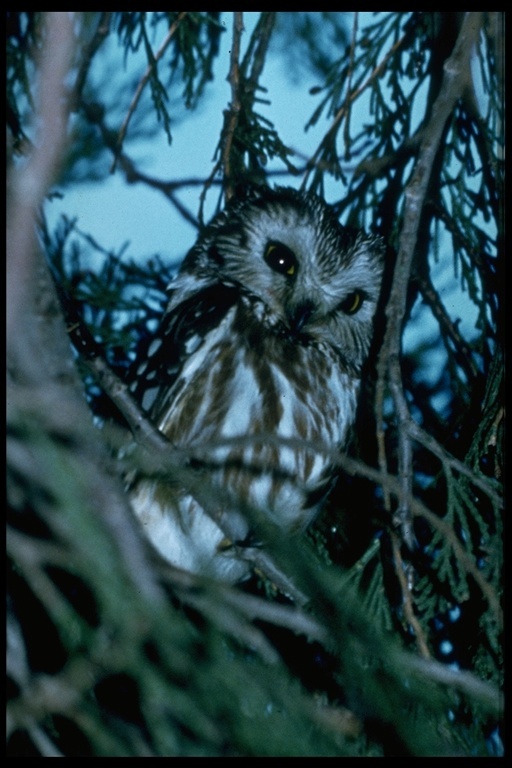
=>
[180,186,385,369]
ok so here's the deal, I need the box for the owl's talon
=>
[217,536,234,552]
[235,532,263,549]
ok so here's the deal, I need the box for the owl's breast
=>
[153,301,359,530]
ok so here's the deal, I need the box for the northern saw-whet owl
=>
[129,186,385,582]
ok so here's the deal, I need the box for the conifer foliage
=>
[7,12,503,757]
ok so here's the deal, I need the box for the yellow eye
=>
[340,291,363,315]
[264,241,297,277]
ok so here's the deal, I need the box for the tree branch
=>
[390,531,431,658]
[7,12,77,370]
[415,269,480,383]
[302,26,410,188]
[65,309,502,625]
[375,12,484,545]
[73,12,113,105]
[6,12,166,608]
[111,12,188,170]
[222,11,244,201]
[65,313,308,603]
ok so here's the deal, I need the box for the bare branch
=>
[6,13,167,608]
[380,12,483,358]
[117,153,200,229]
[219,11,244,202]
[65,314,308,603]
[342,12,359,159]
[7,12,77,363]
[390,531,431,658]
[375,12,484,545]
[241,11,276,86]
[402,655,502,715]
[161,564,326,652]
[408,420,502,508]
[88,362,184,462]
[197,11,245,219]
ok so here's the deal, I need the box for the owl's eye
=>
[339,291,364,315]
[264,241,297,277]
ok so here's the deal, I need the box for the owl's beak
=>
[287,300,316,334]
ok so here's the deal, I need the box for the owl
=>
[128,185,385,582]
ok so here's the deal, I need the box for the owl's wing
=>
[129,282,239,414]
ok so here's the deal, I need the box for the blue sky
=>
[46,13,327,265]
[43,11,485,404]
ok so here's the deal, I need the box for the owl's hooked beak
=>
[286,300,316,335]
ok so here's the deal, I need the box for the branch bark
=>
[7,12,77,375]
[6,11,165,607]
[375,12,484,545]
[221,11,244,201]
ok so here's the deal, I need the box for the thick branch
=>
[380,12,483,361]
[6,12,165,607]
[7,12,77,369]
[375,12,484,541]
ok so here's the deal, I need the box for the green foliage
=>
[7,418,353,756]
[7,11,503,757]
[113,12,224,145]
[210,13,297,197]
[273,12,351,80]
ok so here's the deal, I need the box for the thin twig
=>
[302,29,409,188]
[197,10,246,220]
[390,531,431,658]
[67,322,187,464]
[402,655,502,715]
[111,12,188,171]
[199,12,277,219]
[407,420,502,508]
[73,12,112,104]
[162,564,324,648]
[117,153,200,229]
[388,356,416,549]
[415,270,480,382]
[429,196,498,296]
[354,132,422,177]
[343,12,358,159]
[82,97,202,228]
[241,11,275,87]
